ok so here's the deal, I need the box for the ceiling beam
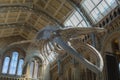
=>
[0,22,23,29]
[33,5,65,27]
[0,22,38,32]
[0,22,22,26]
[0,4,65,27]
[0,3,31,8]
[24,23,38,32]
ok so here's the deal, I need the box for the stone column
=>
[118,38,120,51]
[38,65,42,80]
[116,0,120,5]
[42,63,50,80]
[59,75,64,80]
[70,58,80,80]
[73,66,80,80]
[0,55,2,73]
[26,63,30,78]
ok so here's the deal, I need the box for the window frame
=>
[1,48,25,76]
[2,57,10,74]
[17,59,24,76]
[81,0,118,23]
[29,59,40,79]
[9,51,19,75]
[64,10,90,27]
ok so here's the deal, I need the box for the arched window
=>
[17,59,24,76]
[9,52,18,75]
[29,60,39,79]
[30,62,34,78]
[2,57,10,74]
[2,51,24,76]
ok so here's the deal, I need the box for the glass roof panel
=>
[64,10,90,27]
[82,0,118,23]
[93,0,101,5]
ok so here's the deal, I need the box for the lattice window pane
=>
[82,0,117,23]
[64,10,90,27]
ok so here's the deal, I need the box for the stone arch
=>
[23,52,42,67]
[1,45,26,57]
[1,45,26,69]
[101,30,120,80]
[101,30,120,55]
[22,54,43,78]
[24,50,43,64]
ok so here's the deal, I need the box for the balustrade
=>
[0,76,41,80]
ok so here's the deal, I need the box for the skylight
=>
[82,0,118,23]
[64,10,90,27]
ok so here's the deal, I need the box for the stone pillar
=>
[118,38,120,50]
[42,63,50,80]
[59,75,64,80]
[22,63,28,77]
[57,57,62,76]
[70,58,80,80]
[38,65,42,80]
[73,66,80,80]
[0,55,2,73]
[55,55,63,80]
[91,33,96,48]
[26,63,30,78]
[116,0,120,5]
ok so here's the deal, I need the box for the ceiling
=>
[0,0,82,40]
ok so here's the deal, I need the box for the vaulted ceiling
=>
[0,0,82,40]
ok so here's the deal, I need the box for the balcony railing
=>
[0,75,42,80]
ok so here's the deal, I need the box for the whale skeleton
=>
[36,26,105,74]
[8,26,105,74]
